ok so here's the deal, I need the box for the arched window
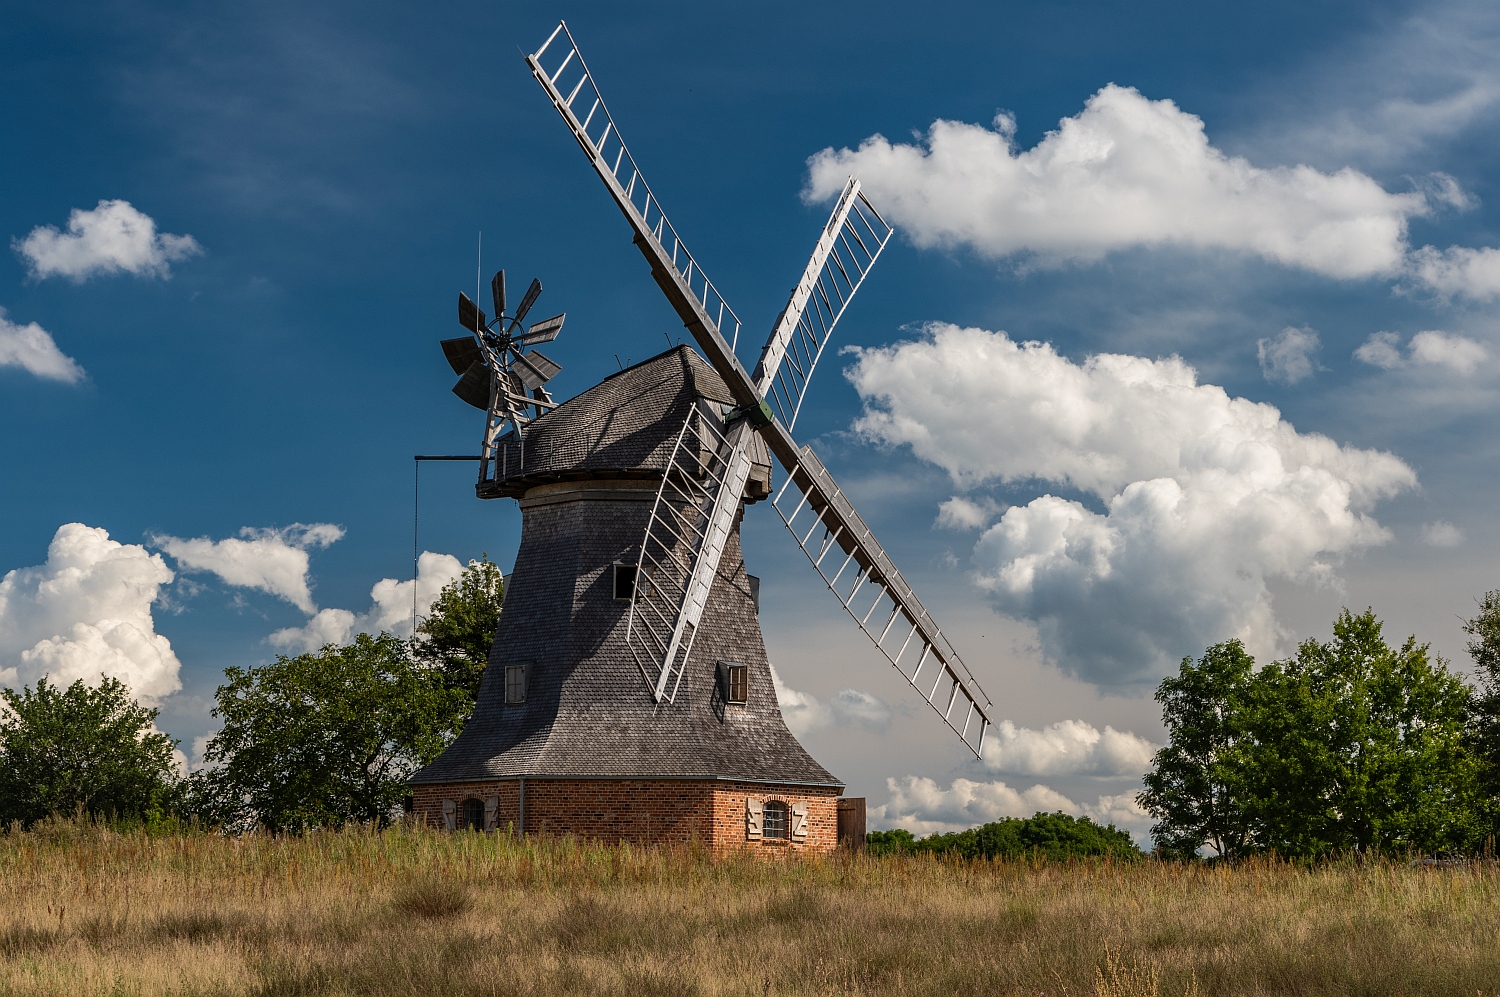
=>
[461,798,485,831]
[763,800,788,840]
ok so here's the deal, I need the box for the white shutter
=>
[484,796,500,830]
[441,799,457,831]
[745,797,763,840]
[791,803,809,841]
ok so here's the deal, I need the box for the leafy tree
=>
[1462,590,1500,838]
[1138,640,1255,859]
[1231,610,1475,856]
[1144,610,1478,859]
[867,812,1141,860]
[200,633,467,831]
[0,675,179,827]
[415,554,505,703]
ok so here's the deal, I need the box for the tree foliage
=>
[1463,590,1500,836]
[867,812,1141,860]
[0,675,179,827]
[1141,609,1477,858]
[198,633,467,831]
[414,554,505,704]
[1138,639,1254,859]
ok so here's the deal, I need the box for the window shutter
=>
[484,796,500,830]
[745,797,763,840]
[791,803,809,841]
[441,799,457,831]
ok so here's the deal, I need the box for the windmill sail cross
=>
[527,20,993,759]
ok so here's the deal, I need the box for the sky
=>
[3,0,1500,841]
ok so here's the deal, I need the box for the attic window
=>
[717,661,748,705]
[763,800,789,840]
[613,562,652,601]
[505,665,527,705]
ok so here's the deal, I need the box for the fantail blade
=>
[440,336,482,376]
[458,292,487,333]
[491,270,506,320]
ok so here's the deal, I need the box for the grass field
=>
[0,819,1496,996]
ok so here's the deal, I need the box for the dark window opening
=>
[460,798,485,831]
[763,800,788,840]
[613,562,652,601]
[505,665,527,705]
[747,574,760,614]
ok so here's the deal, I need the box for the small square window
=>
[763,800,788,840]
[613,562,653,601]
[717,661,748,705]
[505,665,527,705]
[460,798,485,831]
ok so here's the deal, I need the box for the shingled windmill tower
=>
[409,22,993,853]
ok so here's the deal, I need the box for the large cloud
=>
[153,524,345,614]
[847,324,1416,688]
[806,85,1430,279]
[870,775,1151,839]
[267,550,465,652]
[0,308,84,383]
[14,200,201,281]
[0,524,181,702]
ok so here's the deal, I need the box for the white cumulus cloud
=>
[935,495,1004,530]
[983,719,1156,777]
[869,775,1151,839]
[806,84,1431,279]
[266,551,465,652]
[1257,326,1321,385]
[1354,329,1489,374]
[14,200,202,281]
[847,324,1416,688]
[768,664,892,735]
[1406,245,1500,301]
[1421,521,1464,548]
[153,523,345,614]
[0,308,85,383]
[0,524,181,702]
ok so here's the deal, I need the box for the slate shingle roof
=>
[477,345,769,500]
[412,346,838,788]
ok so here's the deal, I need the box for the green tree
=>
[1462,590,1500,839]
[0,675,179,827]
[1231,610,1475,857]
[1138,640,1255,859]
[415,554,505,703]
[200,633,467,831]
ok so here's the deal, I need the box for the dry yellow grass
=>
[0,819,1497,996]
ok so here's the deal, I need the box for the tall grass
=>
[0,818,1496,995]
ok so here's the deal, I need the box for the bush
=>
[868,811,1142,861]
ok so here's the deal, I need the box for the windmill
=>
[407,22,992,850]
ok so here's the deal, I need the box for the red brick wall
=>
[412,779,842,855]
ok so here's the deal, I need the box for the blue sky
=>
[3,0,1499,837]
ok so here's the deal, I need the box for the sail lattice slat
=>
[627,405,754,703]
[772,445,994,758]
